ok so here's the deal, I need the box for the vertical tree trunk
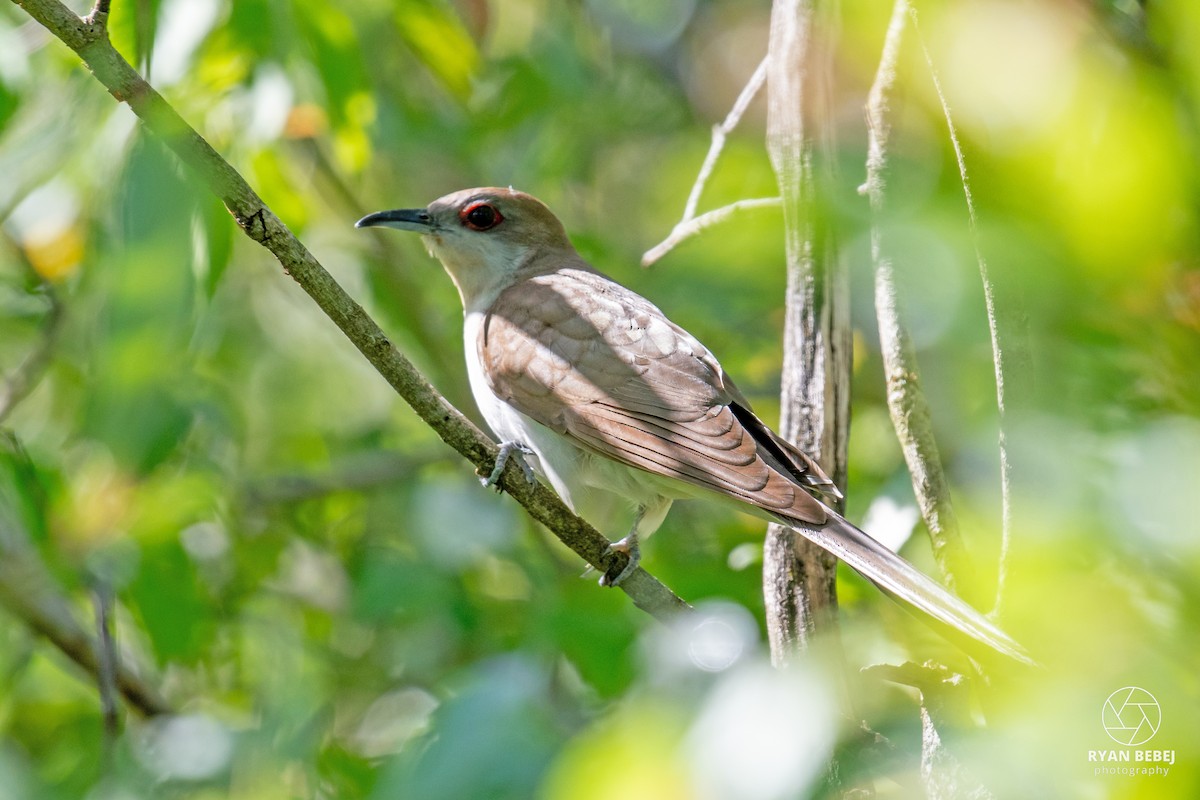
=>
[763,0,851,665]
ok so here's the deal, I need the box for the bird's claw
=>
[481,441,537,491]
[599,533,641,587]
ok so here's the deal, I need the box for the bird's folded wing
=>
[479,268,827,524]
[481,268,1036,664]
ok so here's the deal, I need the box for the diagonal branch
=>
[287,136,460,392]
[861,0,976,599]
[0,561,171,717]
[9,0,688,624]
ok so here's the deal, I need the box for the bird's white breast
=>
[463,310,580,496]
[462,310,689,538]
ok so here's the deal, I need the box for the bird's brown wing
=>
[479,268,829,524]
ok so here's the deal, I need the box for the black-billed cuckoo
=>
[358,187,1031,665]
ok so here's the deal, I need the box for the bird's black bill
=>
[355,208,435,232]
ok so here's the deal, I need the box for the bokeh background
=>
[1,0,1198,797]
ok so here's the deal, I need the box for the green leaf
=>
[0,75,19,136]
[198,198,234,298]
[107,0,163,71]
[227,0,276,57]
[292,3,368,123]
[0,432,50,545]
[84,381,193,477]
[128,540,212,663]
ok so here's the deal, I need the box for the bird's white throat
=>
[425,233,529,313]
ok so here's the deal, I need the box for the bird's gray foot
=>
[599,531,641,587]
[481,441,537,490]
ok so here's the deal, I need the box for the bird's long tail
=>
[783,507,1035,666]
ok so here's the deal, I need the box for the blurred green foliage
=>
[0,0,1199,797]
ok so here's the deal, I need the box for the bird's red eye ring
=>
[460,202,503,231]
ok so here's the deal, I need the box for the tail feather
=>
[784,507,1036,667]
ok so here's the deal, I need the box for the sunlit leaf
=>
[393,0,480,100]
[541,704,692,800]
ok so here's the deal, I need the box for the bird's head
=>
[357,187,576,311]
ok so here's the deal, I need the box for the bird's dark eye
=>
[460,202,503,231]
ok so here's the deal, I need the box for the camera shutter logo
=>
[1102,687,1161,747]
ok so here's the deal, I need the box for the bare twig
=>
[684,56,768,222]
[908,9,1018,614]
[640,197,780,267]
[84,0,110,27]
[9,0,689,622]
[91,582,120,740]
[861,0,977,598]
[641,57,771,267]
[763,0,850,665]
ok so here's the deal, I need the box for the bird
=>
[356,187,1032,665]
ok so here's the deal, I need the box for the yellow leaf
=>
[23,225,83,282]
